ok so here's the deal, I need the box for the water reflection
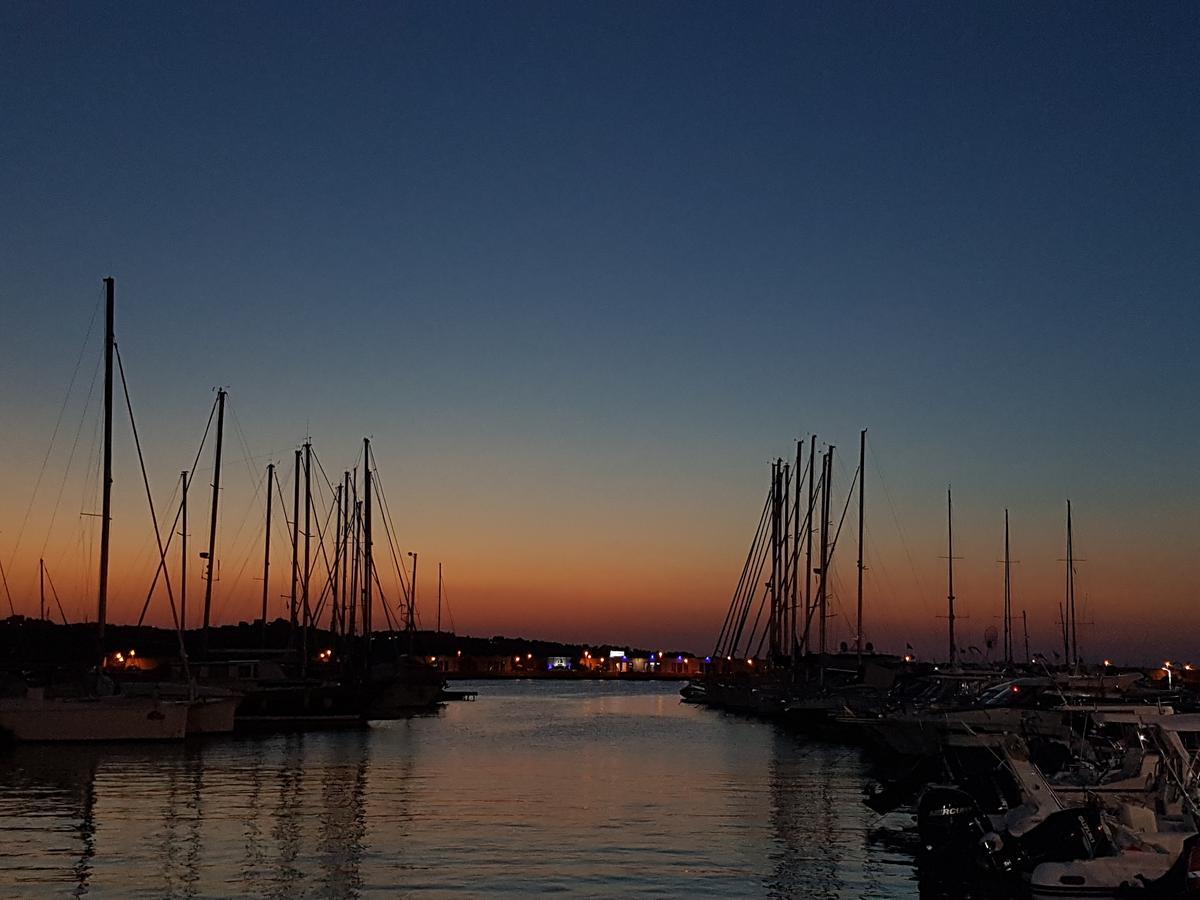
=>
[0,684,925,897]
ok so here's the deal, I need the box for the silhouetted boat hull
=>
[0,694,189,741]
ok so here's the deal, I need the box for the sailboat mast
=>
[39,558,45,622]
[341,471,351,635]
[201,388,226,653]
[348,493,359,642]
[770,459,780,661]
[302,440,312,672]
[1022,609,1030,663]
[856,428,866,664]
[437,562,443,634]
[818,446,833,658]
[408,551,418,654]
[332,483,341,636]
[180,470,188,631]
[1003,509,1012,665]
[289,448,300,631]
[1067,499,1077,669]
[790,439,801,665]
[97,276,115,646]
[362,438,373,664]
[260,462,273,643]
[803,434,815,655]
[946,488,957,667]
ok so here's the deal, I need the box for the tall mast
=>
[302,440,312,672]
[179,470,188,631]
[332,483,342,636]
[946,488,957,667]
[97,276,114,647]
[348,493,359,643]
[790,439,801,665]
[1022,609,1030,663]
[818,447,833,658]
[803,434,815,655]
[437,562,443,634]
[290,448,300,632]
[407,551,418,655]
[341,471,351,635]
[772,460,782,657]
[362,438,373,665]
[39,558,45,622]
[200,388,226,653]
[1066,499,1077,670]
[856,429,866,664]
[260,462,274,643]
[1003,509,1012,665]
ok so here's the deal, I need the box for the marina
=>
[2,3,1196,897]
[0,681,921,898]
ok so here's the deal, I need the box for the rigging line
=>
[0,557,14,616]
[729,519,772,656]
[210,471,269,622]
[729,520,772,656]
[714,488,772,655]
[368,462,413,605]
[39,354,104,561]
[308,446,342,500]
[134,394,219,627]
[114,344,189,672]
[441,573,457,633]
[273,457,298,558]
[868,441,929,609]
[370,566,400,634]
[43,563,69,625]
[828,464,860,559]
[365,445,412,598]
[305,482,343,627]
[9,291,103,571]
[227,402,264,494]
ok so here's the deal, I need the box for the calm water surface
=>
[0,681,920,897]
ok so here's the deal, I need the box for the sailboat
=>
[0,278,190,741]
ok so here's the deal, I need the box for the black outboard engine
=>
[917,785,992,863]
[1016,807,1112,867]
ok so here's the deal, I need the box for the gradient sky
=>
[1,2,1197,662]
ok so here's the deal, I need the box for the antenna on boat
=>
[200,388,226,654]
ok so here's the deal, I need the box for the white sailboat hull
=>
[0,696,189,741]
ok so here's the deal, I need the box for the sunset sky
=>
[1,3,1196,663]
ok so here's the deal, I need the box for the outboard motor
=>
[1015,807,1112,867]
[917,785,991,862]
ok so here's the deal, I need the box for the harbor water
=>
[0,681,921,897]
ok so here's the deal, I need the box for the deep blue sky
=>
[1,2,1197,658]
